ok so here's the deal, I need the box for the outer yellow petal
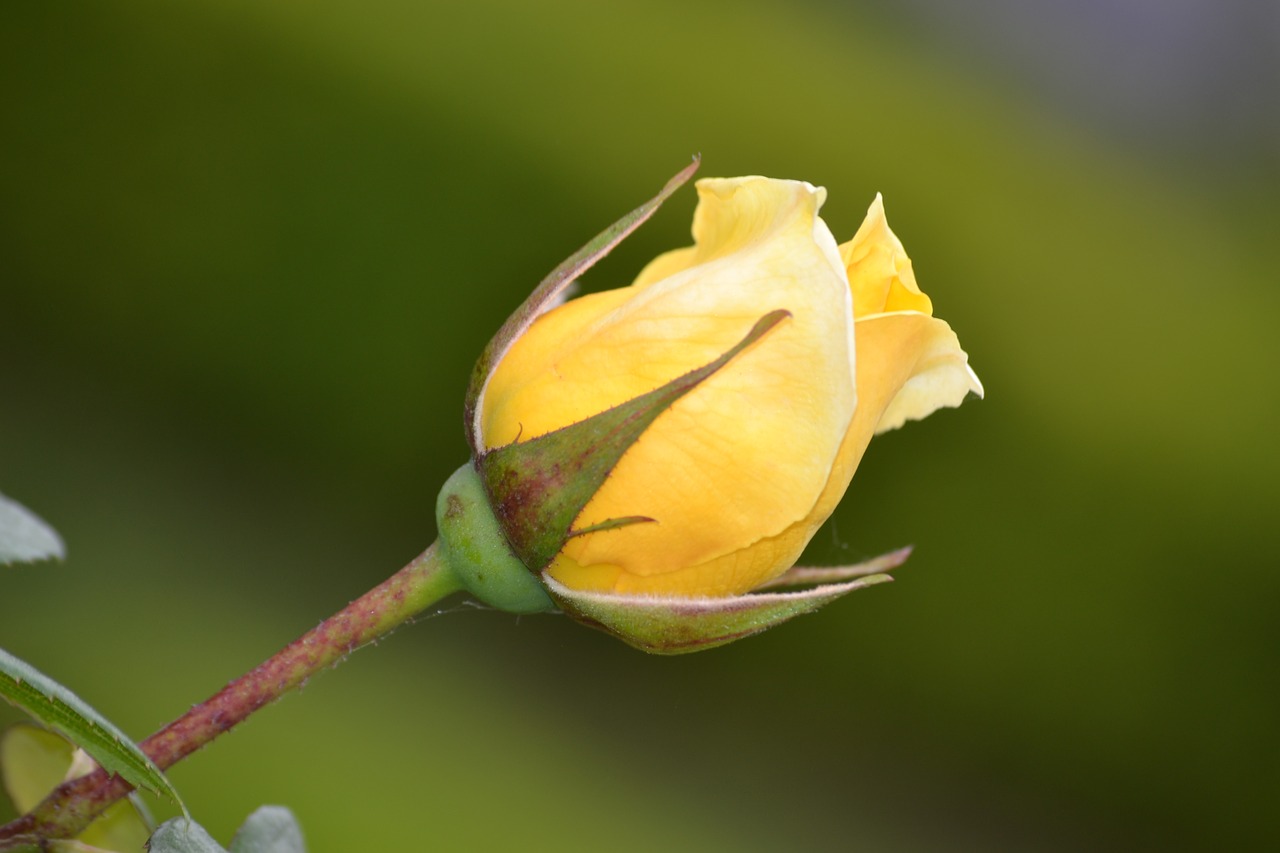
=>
[865,313,983,433]
[483,177,855,588]
[636,177,848,290]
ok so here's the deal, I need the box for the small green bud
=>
[435,463,554,614]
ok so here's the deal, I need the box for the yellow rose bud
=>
[478,176,981,599]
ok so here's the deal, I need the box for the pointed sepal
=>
[464,157,700,453]
[753,546,912,589]
[478,310,790,573]
[542,548,911,654]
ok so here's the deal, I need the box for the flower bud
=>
[440,161,981,653]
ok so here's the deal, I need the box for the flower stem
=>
[0,541,459,847]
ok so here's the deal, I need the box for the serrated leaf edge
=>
[0,648,182,807]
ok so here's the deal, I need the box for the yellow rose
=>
[477,176,981,598]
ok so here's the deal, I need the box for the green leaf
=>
[1,725,153,852]
[147,819,225,853]
[0,493,65,566]
[147,808,305,853]
[480,310,790,572]
[0,648,181,806]
[464,157,700,453]
[228,807,305,853]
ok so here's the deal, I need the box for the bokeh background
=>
[3,1,1276,850]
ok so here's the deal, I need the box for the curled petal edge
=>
[542,547,910,654]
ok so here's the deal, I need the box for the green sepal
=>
[463,157,699,454]
[542,548,912,654]
[478,310,791,573]
[436,464,555,614]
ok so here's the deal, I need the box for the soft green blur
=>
[2,1,1275,850]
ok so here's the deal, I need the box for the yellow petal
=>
[839,193,982,432]
[484,177,855,584]
[863,313,983,433]
[636,177,844,290]
[840,193,934,317]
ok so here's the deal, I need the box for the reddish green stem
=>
[0,542,458,848]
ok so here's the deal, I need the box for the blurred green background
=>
[3,1,1276,850]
